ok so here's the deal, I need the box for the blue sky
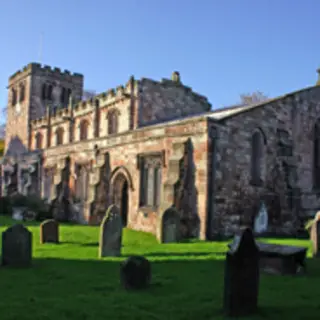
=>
[0,0,319,124]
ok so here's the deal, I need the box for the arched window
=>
[35,132,43,149]
[42,84,47,100]
[19,83,25,102]
[79,120,89,141]
[66,88,72,103]
[60,87,66,104]
[47,85,53,100]
[251,129,265,186]
[107,109,119,135]
[74,164,89,202]
[11,88,17,106]
[56,127,64,146]
[314,120,320,189]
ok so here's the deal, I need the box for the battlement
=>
[29,75,136,127]
[9,62,84,83]
[50,107,72,125]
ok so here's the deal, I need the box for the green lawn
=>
[0,215,319,320]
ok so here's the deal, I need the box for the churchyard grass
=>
[0,215,319,320]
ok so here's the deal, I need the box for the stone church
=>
[1,62,320,240]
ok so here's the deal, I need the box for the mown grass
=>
[0,215,319,320]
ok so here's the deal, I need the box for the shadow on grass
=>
[136,252,226,258]
[1,256,320,319]
[60,241,99,247]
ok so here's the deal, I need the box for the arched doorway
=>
[112,173,129,227]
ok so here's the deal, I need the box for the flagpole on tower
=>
[38,32,43,64]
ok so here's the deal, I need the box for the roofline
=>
[216,85,318,122]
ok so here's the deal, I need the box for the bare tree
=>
[240,91,269,105]
[82,90,96,101]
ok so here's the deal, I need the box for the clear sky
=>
[0,0,319,124]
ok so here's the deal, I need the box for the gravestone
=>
[99,204,123,258]
[120,256,151,290]
[161,207,180,243]
[40,219,59,244]
[311,219,320,257]
[2,224,32,267]
[253,202,268,234]
[224,227,260,317]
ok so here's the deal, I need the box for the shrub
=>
[10,193,52,221]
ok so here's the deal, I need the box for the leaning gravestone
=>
[253,202,268,234]
[40,219,59,244]
[311,218,320,258]
[2,224,32,267]
[161,207,180,243]
[224,227,260,317]
[99,205,123,258]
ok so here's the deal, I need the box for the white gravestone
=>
[254,202,268,234]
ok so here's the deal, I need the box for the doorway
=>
[113,173,129,227]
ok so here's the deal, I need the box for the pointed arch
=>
[55,127,64,146]
[109,166,134,191]
[35,132,43,150]
[79,119,90,141]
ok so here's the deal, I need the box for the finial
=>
[171,71,181,83]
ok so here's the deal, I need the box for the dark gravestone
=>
[2,224,32,267]
[223,227,260,317]
[311,219,320,258]
[99,204,123,257]
[120,256,151,290]
[40,219,59,244]
[161,207,180,243]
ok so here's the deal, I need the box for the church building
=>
[1,62,320,239]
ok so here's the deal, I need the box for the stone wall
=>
[5,74,32,150]
[42,117,210,239]
[211,85,320,236]
[138,73,211,127]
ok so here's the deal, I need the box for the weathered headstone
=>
[253,202,268,234]
[40,219,59,244]
[224,227,260,317]
[2,224,32,267]
[120,256,151,290]
[161,207,180,243]
[99,204,122,258]
[311,219,320,257]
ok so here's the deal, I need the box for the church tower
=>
[5,63,84,153]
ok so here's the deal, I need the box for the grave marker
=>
[99,205,122,257]
[2,224,32,267]
[224,227,260,317]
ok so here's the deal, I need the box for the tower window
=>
[60,87,66,104]
[42,84,47,100]
[11,88,17,106]
[19,83,25,102]
[47,85,53,100]
[42,83,53,101]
